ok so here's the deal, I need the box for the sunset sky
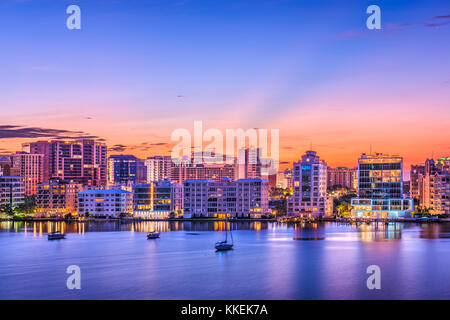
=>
[0,0,449,174]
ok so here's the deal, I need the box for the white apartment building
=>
[183,177,269,219]
[287,151,328,218]
[78,189,133,218]
[145,156,172,182]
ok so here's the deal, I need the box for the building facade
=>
[351,153,412,218]
[0,176,24,209]
[35,179,83,217]
[78,189,133,218]
[418,157,450,215]
[11,152,44,196]
[327,167,356,190]
[133,179,183,219]
[171,164,236,184]
[108,155,139,185]
[287,151,328,218]
[183,178,269,219]
[145,156,172,182]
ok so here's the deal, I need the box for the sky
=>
[0,0,449,174]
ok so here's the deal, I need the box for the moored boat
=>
[48,231,65,240]
[147,231,160,239]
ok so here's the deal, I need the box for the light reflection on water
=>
[0,221,449,299]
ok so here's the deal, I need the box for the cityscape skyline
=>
[0,0,449,173]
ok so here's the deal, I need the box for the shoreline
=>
[1,217,449,224]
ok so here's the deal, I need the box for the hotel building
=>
[133,179,183,219]
[351,153,413,218]
[287,151,328,218]
[35,179,83,217]
[78,189,133,218]
[0,176,24,209]
[145,156,172,182]
[183,177,269,219]
[11,152,44,196]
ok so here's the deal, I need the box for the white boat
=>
[147,231,160,239]
[48,231,65,240]
[215,218,233,251]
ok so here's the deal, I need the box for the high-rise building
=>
[24,141,51,182]
[0,176,24,209]
[35,179,83,217]
[11,152,44,196]
[108,155,139,185]
[418,157,450,215]
[236,147,262,179]
[133,179,183,219]
[27,139,107,187]
[351,153,412,218]
[287,151,328,218]
[183,178,269,219]
[410,164,425,201]
[145,156,172,182]
[78,189,133,218]
[327,167,357,190]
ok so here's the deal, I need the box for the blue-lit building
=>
[351,153,413,218]
[107,155,140,185]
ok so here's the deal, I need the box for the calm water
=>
[1,220,450,300]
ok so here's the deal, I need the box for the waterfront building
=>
[108,155,140,185]
[0,176,24,208]
[11,152,44,196]
[351,153,413,218]
[78,189,133,218]
[327,166,357,190]
[24,139,107,187]
[35,179,83,217]
[171,163,236,184]
[23,141,51,182]
[236,147,262,179]
[133,179,183,219]
[145,156,172,182]
[418,157,450,215]
[183,178,269,219]
[287,151,328,218]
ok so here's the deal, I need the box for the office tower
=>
[133,179,183,219]
[35,179,83,217]
[0,176,24,208]
[24,141,51,182]
[327,167,357,190]
[78,189,133,218]
[108,155,139,185]
[418,157,450,215]
[11,152,44,196]
[287,151,328,218]
[351,153,413,218]
[183,178,269,219]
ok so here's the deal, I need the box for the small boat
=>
[215,218,233,251]
[48,231,65,240]
[215,240,233,251]
[147,231,160,239]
